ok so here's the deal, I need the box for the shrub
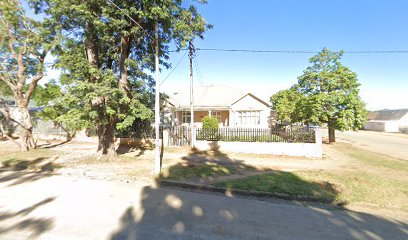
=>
[202,116,219,129]
[199,116,220,140]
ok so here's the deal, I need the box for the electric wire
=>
[170,48,408,54]
[160,51,188,86]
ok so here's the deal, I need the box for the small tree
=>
[201,116,219,140]
[297,48,367,143]
[202,116,219,129]
[270,85,303,125]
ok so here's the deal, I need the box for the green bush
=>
[198,116,220,140]
[202,116,219,129]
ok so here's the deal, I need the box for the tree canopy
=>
[271,48,367,143]
[30,0,211,159]
[0,0,56,150]
[270,85,303,124]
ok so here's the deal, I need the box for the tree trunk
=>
[119,34,131,92]
[96,120,116,160]
[328,125,336,143]
[17,107,36,151]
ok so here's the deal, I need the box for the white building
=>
[166,85,273,128]
[364,109,408,133]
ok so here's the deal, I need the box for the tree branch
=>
[24,49,47,104]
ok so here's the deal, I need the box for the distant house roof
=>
[167,85,270,109]
[0,95,38,108]
[368,109,408,121]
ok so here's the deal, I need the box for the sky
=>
[24,0,408,111]
[160,0,408,111]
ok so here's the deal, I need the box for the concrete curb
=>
[157,179,329,204]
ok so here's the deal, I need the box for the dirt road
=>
[322,130,408,160]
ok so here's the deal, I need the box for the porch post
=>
[229,110,234,127]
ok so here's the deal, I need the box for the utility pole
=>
[189,41,195,147]
[154,21,161,174]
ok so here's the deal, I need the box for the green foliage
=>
[0,81,12,96]
[0,0,56,94]
[199,116,219,140]
[202,116,219,129]
[32,80,86,131]
[270,85,303,123]
[29,0,211,144]
[296,48,367,132]
[270,48,367,142]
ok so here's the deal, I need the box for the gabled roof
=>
[368,109,408,121]
[167,85,271,109]
[231,93,271,108]
[168,85,250,108]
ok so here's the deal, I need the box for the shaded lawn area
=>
[214,171,339,204]
[0,149,63,172]
[159,162,237,181]
[159,143,408,211]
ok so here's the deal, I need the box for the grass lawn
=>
[157,143,408,211]
[159,163,237,181]
[215,170,408,210]
[215,171,339,203]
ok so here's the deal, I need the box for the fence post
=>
[314,128,322,158]
[163,128,169,147]
[192,127,196,148]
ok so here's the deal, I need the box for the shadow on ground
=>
[159,142,338,203]
[109,185,408,240]
[38,140,71,149]
[0,156,61,187]
[110,142,407,239]
[116,139,154,157]
[0,197,56,238]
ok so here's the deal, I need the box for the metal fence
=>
[195,127,316,143]
[116,126,316,146]
[167,126,192,146]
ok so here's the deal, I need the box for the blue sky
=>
[161,0,408,110]
[23,0,408,110]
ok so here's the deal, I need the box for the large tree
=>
[297,48,367,143]
[0,0,55,150]
[33,0,210,159]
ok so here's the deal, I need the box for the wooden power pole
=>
[189,41,195,147]
[154,21,161,174]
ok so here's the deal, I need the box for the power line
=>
[197,48,318,53]
[193,55,205,87]
[170,48,408,54]
[105,1,408,56]
[160,51,188,86]
[196,48,408,54]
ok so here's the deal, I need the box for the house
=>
[166,85,273,128]
[0,96,64,138]
[364,109,408,133]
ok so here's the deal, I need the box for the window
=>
[236,111,261,126]
[182,112,191,124]
[211,111,221,122]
